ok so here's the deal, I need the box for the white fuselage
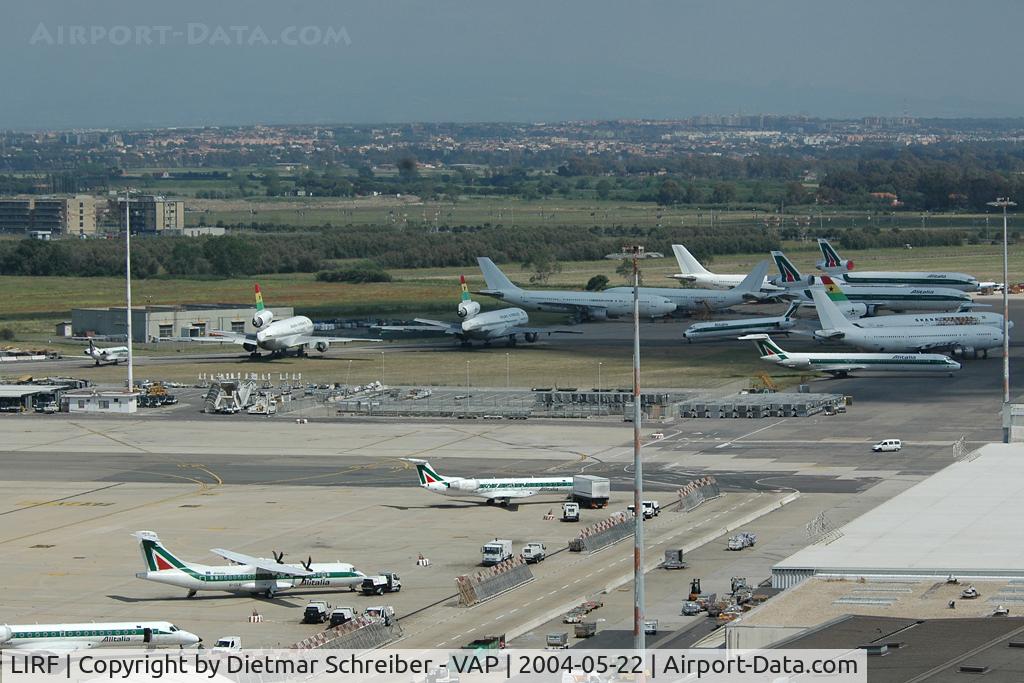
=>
[819,323,1003,353]
[606,285,759,312]
[423,476,574,500]
[137,561,363,595]
[762,351,961,373]
[670,272,777,291]
[85,346,129,365]
[0,621,199,649]
[255,316,314,351]
[853,311,1007,329]
[461,308,529,340]
[685,316,796,341]
[483,288,675,319]
[791,284,972,312]
[819,266,979,292]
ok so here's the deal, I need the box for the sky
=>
[1,0,1022,129]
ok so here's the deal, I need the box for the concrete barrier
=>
[569,510,633,553]
[677,476,721,512]
[290,616,402,651]
[456,555,535,606]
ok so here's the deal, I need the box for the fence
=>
[676,476,722,512]
[677,392,845,419]
[568,511,634,553]
[289,617,402,651]
[455,555,535,607]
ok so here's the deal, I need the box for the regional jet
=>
[168,284,378,358]
[403,458,573,506]
[133,531,365,598]
[668,244,782,291]
[816,239,979,291]
[809,286,1002,356]
[739,333,961,377]
[84,339,129,366]
[606,260,772,312]
[377,275,580,347]
[477,258,676,321]
[683,302,800,342]
[0,621,199,650]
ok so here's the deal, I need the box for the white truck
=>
[481,539,514,566]
[364,605,396,625]
[627,500,661,519]
[211,636,241,652]
[522,542,546,563]
[572,475,610,509]
[360,572,402,595]
[561,502,580,522]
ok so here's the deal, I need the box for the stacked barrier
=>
[568,510,633,553]
[455,555,535,607]
[676,476,721,512]
[289,616,402,650]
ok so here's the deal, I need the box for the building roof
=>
[773,615,1024,683]
[0,384,66,397]
[774,443,1024,579]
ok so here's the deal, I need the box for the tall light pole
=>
[629,244,646,655]
[505,353,510,389]
[465,360,470,388]
[124,190,134,392]
[988,197,1015,443]
[598,362,603,413]
[380,351,385,387]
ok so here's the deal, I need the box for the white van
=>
[872,439,902,452]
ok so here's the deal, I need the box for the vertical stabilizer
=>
[672,245,712,275]
[477,258,519,291]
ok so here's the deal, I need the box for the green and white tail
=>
[770,251,804,284]
[134,531,188,572]
[817,239,844,269]
[405,459,447,486]
[739,334,788,359]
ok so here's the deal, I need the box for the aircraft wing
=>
[532,300,607,315]
[481,490,537,500]
[210,548,314,576]
[291,335,382,345]
[410,319,462,335]
[506,326,583,336]
[164,331,252,344]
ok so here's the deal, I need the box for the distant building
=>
[115,195,185,232]
[0,195,97,236]
[177,226,225,237]
[64,389,138,414]
[55,321,72,337]
[72,305,294,343]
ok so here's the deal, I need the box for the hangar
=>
[71,305,294,343]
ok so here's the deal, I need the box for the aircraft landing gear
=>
[507,335,517,347]
[264,588,276,598]
[249,351,261,360]
[186,589,197,599]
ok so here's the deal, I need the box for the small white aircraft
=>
[377,275,580,347]
[171,284,378,358]
[133,531,365,598]
[0,621,199,650]
[403,458,574,506]
[668,244,782,291]
[739,333,961,377]
[84,339,129,366]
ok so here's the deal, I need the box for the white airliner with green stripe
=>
[0,621,199,650]
[134,531,364,598]
[684,302,799,342]
[771,250,972,312]
[404,458,573,506]
[816,239,979,291]
[739,333,960,377]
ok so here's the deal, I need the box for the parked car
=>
[872,439,902,452]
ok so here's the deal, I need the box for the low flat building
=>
[0,384,66,412]
[72,305,294,343]
[64,389,138,414]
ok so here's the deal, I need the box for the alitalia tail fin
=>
[738,333,788,359]
[254,284,265,312]
[403,458,447,485]
[770,251,804,284]
[133,531,188,572]
[817,239,843,269]
[782,301,800,319]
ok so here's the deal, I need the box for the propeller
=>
[272,550,284,564]
[302,556,313,572]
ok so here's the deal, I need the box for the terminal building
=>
[71,305,293,343]
[0,195,97,236]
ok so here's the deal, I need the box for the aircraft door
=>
[143,627,153,643]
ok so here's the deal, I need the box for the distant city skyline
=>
[2,0,1022,129]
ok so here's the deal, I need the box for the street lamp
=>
[380,352,385,387]
[505,353,510,389]
[626,244,646,655]
[598,362,603,413]
[988,197,1015,443]
[465,360,471,388]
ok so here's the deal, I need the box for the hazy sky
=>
[2,0,1022,129]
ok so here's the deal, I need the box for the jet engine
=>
[315,340,329,353]
[587,308,608,321]
[448,479,477,491]
[525,332,538,342]
[252,310,274,328]
[458,301,481,319]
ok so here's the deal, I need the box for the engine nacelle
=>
[525,332,539,343]
[449,478,477,491]
[252,310,274,328]
[243,342,258,352]
[587,308,608,321]
[457,301,481,320]
[315,340,329,353]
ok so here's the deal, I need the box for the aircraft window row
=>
[25,630,138,637]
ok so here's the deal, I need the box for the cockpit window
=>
[170,625,178,632]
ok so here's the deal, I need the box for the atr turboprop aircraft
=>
[377,275,580,346]
[404,458,573,506]
[84,338,129,366]
[0,621,199,650]
[168,283,379,358]
[133,531,365,598]
[816,238,979,291]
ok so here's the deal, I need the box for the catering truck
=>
[571,475,610,508]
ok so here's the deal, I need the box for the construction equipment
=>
[751,372,778,393]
